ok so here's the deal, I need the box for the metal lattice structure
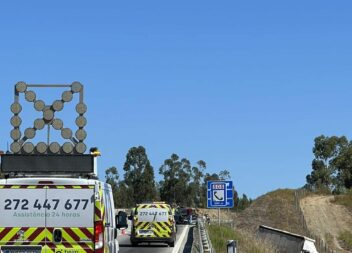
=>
[10,82,87,155]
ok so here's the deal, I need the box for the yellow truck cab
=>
[129,202,176,247]
[0,177,119,253]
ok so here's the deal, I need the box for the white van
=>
[0,177,119,253]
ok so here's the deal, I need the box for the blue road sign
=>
[207,181,234,208]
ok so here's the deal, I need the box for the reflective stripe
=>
[0,227,94,253]
[0,185,94,189]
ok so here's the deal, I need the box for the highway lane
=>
[118,225,189,253]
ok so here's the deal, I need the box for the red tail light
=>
[95,221,104,253]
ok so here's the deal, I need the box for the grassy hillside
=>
[332,190,352,213]
[204,189,352,252]
[338,231,352,251]
[200,189,305,252]
[331,191,352,251]
[234,189,306,235]
[207,224,277,253]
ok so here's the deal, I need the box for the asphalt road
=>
[118,225,191,253]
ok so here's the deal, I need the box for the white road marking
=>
[172,225,190,253]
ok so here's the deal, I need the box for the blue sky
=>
[1,1,352,198]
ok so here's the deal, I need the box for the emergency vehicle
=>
[0,83,121,253]
[0,177,119,253]
[129,202,176,247]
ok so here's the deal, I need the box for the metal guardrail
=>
[198,218,214,253]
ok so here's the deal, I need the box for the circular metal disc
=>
[62,91,73,102]
[49,142,60,154]
[71,82,83,93]
[25,91,36,102]
[52,119,63,130]
[75,129,87,141]
[10,129,21,140]
[15,82,27,93]
[34,118,45,130]
[61,128,73,139]
[11,102,22,114]
[75,142,86,154]
[22,142,35,154]
[10,142,21,153]
[43,109,54,121]
[75,116,87,127]
[34,100,45,111]
[24,128,36,139]
[62,142,74,154]
[52,100,64,111]
[36,142,47,154]
[76,103,87,114]
[10,116,22,127]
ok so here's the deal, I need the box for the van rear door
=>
[46,186,95,253]
[0,185,95,253]
[0,187,47,249]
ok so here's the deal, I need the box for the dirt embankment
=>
[233,189,305,235]
[300,195,352,253]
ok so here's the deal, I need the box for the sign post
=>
[218,208,220,226]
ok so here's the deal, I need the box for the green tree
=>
[142,161,157,201]
[105,166,119,207]
[306,135,349,192]
[237,194,251,211]
[191,160,206,207]
[219,169,231,180]
[204,173,220,181]
[159,154,194,206]
[116,181,129,208]
[233,189,239,210]
[332,144,352,190]
[123,146,156,206]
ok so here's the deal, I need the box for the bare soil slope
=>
[300,195,352,253]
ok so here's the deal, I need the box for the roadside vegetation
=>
[207,224,277,253]
[338,230,352,251]
[105,145,253,210]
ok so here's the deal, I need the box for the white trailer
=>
[258,225,319,253]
